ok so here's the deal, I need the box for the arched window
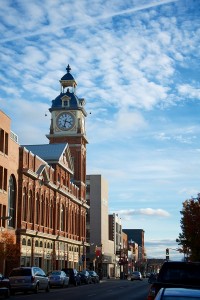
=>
[60,204,64,231]
[22,238,26,245]
[57,203,60,230]
[35,240,39,247]
[49,199,53,229]
[45,198,49,227]
[27,239,31,246]
[35,193,40,225]
[8,175,16,227]
[57,173,60,183]
[22,187,27,221]
[41,195,44,226]
[28,190,33,223]
[65,206,68,233]
[40,241,43,247]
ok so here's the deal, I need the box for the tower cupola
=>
[60,64,77,93]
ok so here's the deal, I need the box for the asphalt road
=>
[9,278,150,300]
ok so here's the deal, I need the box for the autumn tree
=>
[0,231,20,274]
[177,194,200,261]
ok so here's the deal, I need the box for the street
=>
[8,278,150,300]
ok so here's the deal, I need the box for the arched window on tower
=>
[8,175,16,228]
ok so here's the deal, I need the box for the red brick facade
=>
[0,66,89,275]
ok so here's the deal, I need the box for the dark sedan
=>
[48,270,69,288]
[78,270,92,284]
[88,271,99,283]
[0,273,10,298]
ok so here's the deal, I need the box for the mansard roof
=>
[22,143,74,173]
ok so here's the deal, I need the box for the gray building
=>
[86,175,115,277]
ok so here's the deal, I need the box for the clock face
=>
[56,112,75,130]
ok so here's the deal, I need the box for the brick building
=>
[0,110,19,274]
[0,65,89,274]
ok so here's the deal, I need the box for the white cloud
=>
[116,208,170,217]
[177,84,200,99]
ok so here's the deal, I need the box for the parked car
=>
[88,271,100,283]
[48,270,69,288]
[131,271,142,281]
[0,287,10,299]
[148,273,158,284]
[61,268,81,286]
[147,261,200,300]
[9,267,50,295]
[78,270,92,284]
[0,274,10,289]
[155,287,200,300]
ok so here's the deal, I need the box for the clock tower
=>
[46,65,88,202]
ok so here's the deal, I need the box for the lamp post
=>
[119,242,123,279]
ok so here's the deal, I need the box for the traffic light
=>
[166,248,169,260]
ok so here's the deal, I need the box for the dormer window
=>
[63,100,69,107]
[61,95,71,107]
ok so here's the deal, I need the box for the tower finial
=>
[66,64,71,73]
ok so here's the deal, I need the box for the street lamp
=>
[119,242,123,279]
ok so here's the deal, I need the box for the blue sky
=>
[0,0,200,260]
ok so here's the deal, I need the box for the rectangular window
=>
[2,205,6,227]
[3,168,7,191]
[0,166,3,190]
[0,204,2,226]
[63,100,69,107]
[5,132,8,155]
[0,129,4,152]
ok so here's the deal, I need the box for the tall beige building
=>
[86,175,115,277]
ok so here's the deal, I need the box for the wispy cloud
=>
[116,208,170,217]
[0,0,179,43]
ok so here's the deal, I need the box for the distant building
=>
[86,175,115,277]
[109,213,122,277]
[123,229,145,261]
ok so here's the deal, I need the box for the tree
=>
[0,231,20,274]
[177,194,200,261]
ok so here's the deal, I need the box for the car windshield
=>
[9,269,31,276]
[51,271,61,276]
[160,265,200,284]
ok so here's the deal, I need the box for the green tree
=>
[177,194,200,261]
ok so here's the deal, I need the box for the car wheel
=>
[45,284,50,293]
[5,289,10,299]
[34,284,39,294]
